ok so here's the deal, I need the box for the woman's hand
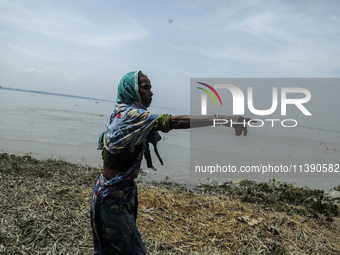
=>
[222,115,253,136]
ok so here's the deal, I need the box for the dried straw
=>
[138,182,340,254]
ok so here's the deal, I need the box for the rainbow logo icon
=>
[196,82,223,106]
[196,82,222,115]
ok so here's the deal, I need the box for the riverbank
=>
[0,153,339,254]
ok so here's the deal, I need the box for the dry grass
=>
[0,153,97,254]
[138,183,340,254]
[0,153,339,254]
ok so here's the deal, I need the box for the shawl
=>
[101,101,161,185]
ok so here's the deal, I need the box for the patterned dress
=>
[90,102,160,255]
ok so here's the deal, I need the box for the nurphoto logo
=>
[196,82,312,128]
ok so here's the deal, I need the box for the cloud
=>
[24,66,93,82]
[7,44,64,62]
[164,2,340,77]
[329,14,340,24]
[0,0,149,47]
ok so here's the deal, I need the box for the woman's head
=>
[116,71,153,108]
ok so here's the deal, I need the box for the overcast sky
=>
[1,0,339,110]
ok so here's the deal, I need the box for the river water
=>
[1,89,339,189]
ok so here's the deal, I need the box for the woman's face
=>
[138,76,153,108]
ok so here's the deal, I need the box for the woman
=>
[90,71,249,254]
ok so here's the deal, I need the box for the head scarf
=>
[116,71,141,104]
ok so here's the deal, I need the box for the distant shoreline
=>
[0,85,190,114]
[0,86,114,103]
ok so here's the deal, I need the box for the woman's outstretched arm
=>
[170,115,252,136]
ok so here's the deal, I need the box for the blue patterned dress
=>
[90,101,161,254]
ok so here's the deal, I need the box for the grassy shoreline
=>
[0,153,339,254]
